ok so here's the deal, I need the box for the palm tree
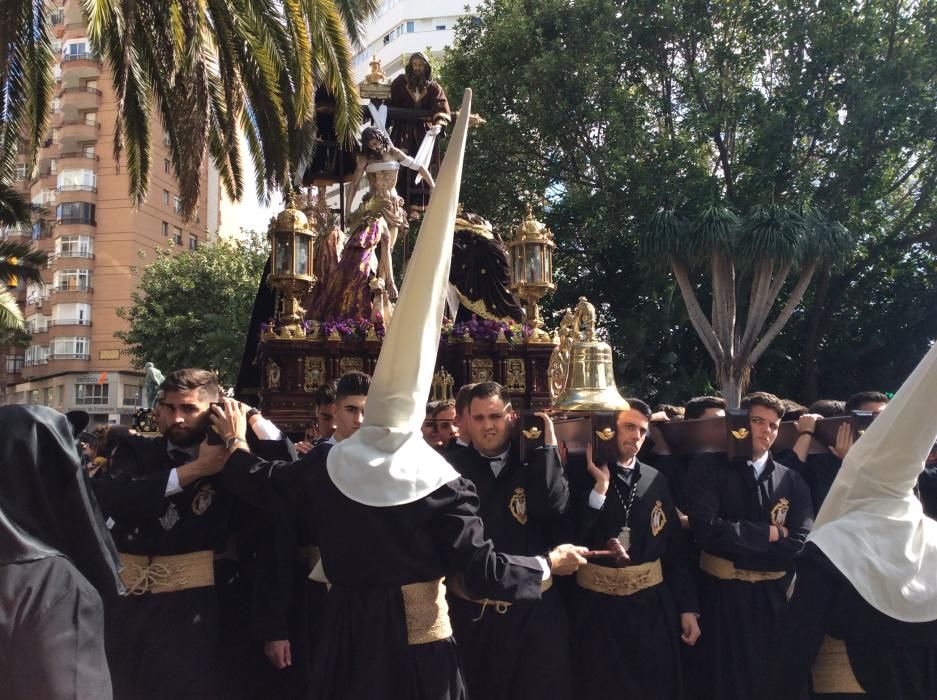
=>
[643,204,852,406]
[1,0,377,220]
[0,239,47,331]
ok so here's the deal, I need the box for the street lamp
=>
[508,205,555,342]
[267,191,316,337]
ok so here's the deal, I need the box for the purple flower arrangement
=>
[320,315,386,341]
[441,316,533,345]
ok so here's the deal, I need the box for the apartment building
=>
[0,0,221,424]
[351,0,474,82]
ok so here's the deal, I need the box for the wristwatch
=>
[246,408,261,421]
[224,435,247,450]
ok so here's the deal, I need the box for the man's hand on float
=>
[585,443,610,496]
[533,411,557,447]
[547,544,588,576]
[264,640,292,669]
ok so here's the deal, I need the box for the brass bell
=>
[550,297,629,411]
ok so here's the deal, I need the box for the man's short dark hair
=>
[741,391,785,419]
[782,399,808,421]
[467,381,511,410]
[656,404,685,420]
[159,368,220,401]
[621,398,652,420]
[425,401,438,416]
[314,380,337,408]
[432,399,456,418]
[684,396,727,420]
[845,391,889,413]
[335,371,370,402]
[808,399,845,418]
[455,383,477,416]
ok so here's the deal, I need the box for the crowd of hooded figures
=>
[2,363,937,700]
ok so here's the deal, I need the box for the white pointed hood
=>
[809,341,937,622]
[325,90,473,507]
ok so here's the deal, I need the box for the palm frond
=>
[736,205,805,266]
[642,209,690,267]
[690,204,740,260]
[0,286,26,332]
[0,182,32,228]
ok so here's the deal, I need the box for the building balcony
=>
[50,318,92,327]
[60,53,101,81]
[51,283,93,295]
[56,184,97,195]
[0,227,31,241]
[59,152,100,167]
[58,86,101,112]
[58,119,100,150]
[54,250,95,260]
[48,352,91,361]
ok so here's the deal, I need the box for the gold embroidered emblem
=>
[770,497,790,527]
[522,427,542,440]
[509,488,528,525]
[651,500,667,536]
[731,428,750,440]
[192,483,216,515]
[595,427,615,441]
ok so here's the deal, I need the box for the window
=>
[24,345,49,366]
[56,201,96,225]
[436,24,446,30]
[75,382,109,405]
[173,196,183,214]
[52,97,61,113]
[163,132,171,146]
[49,158,57,174]
[32,189,56,206]
[43,387,53,406]
[123,384,142,406]
[53,269,92,292]
[173,227,183,245]
[26,314,49,334]
[52,303,92,326]
[162,190,170,205]
[52,336,90,359]
[406,20,414,32]
[188,235,198,250]
[82,111,98,125]
[82,144,95,158]
[56,235,94,258]
[164,159,170,174]
[15,164,27,180]
[5,355,24,374]
[29,390,39,405]
[57,169,96,192]
[26,283,48,305]
[63,41,89,59]
[161,221,169,236]
[84,80,98,90]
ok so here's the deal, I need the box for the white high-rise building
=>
[351,0,475,82]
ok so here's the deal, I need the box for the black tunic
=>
[685,452,814,700]
[572,461,699,700]
[446,445,572,700]
[94,431,294,700]
[225,447,548,700]
[0,405,122,700]
[763,543,937,700]
[774,450,843,514]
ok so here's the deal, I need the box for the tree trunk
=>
[717,361,751,408]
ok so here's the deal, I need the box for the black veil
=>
[0,405,123,596]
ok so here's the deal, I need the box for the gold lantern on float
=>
[508,205,555,342]
[267,191,316,337]
[551,297,629,411]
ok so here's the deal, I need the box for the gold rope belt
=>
[699,552,786,583]
[119,550,215,595]
[401,579,453,645]
[296,545,321,573]
[447,576,553,617]
[576,559,663,596]
[811,635,866,695]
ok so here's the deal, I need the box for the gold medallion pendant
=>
[651,500,667,536]
[509,488,528,524]
[771,497,790,527]
[192,483,216,515]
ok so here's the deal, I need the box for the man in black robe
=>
[0,405,124,700]
[388,51,451,206]
[445,380,573,700]
[764,344,937,699]
[93,368,295,700]
[573,398,700,699]
[685,391,814,700]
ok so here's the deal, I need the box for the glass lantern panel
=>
[525,244,543,283]
[275,236,291,275]
[295,237,309,276]
[513,247,525,284]
[544,247,552,283]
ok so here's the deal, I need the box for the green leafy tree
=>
[116,234,268,386]
[0,239,47,331]
[442,0,937,403]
